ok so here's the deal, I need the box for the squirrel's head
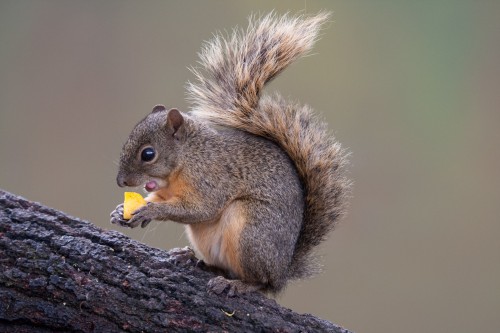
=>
[116,105,187,193]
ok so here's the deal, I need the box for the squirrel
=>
[110,12,349,295]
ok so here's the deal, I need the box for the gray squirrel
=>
[110,12,350,295]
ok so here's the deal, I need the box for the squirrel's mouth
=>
[143,178,167,193]
[144,180,159,192]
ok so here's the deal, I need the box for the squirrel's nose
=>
[116,174,128,187]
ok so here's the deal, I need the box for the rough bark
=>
[0,190,352,333]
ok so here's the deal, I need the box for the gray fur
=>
[112,12,350,294]
[187,12,350,279]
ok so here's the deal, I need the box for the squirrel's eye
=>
[141,147,156,162]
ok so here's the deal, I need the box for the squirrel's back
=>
[188,12,350,278]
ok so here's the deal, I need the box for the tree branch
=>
[0,189,351,333]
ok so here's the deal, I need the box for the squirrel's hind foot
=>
[207,276,262,297]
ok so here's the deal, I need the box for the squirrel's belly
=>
[185,201,246,279]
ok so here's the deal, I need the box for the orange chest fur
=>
[145,172,246,279]
[145,171,191,204]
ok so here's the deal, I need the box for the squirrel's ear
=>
[166,108,185,139]
[151,104,167,113]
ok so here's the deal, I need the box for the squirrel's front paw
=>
[127,203,154,228]
[110,203,152,228]
[110,203,129,227]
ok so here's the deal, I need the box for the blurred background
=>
[1,1,499,332]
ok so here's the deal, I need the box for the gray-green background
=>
[1,1,499,332]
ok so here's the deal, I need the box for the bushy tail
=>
[187,12,350,278]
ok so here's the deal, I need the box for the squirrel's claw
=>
[109,203,152,228]
[110,203,130,227]
[140,219,152,228]
[110,203,153,228]
[127,204,154,228]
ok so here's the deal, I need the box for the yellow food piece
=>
[123,192,147,220]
